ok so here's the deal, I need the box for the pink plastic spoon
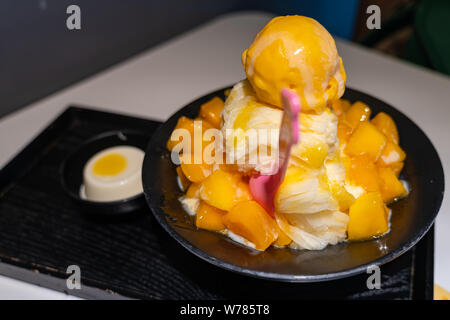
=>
[249,89,300,216]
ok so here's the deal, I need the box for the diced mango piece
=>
[234,178,253,204]
[186,182,201,198]
[180,154,213,183]
[434,284,450,300]
[219,163,239,173]
[195,201,226,231]
[167,117,214,154]
[330,182,355,211]
[376,142,406,167]
[382,204,390,221]
[194,117,214,130]
[301,143,329,168]
[176,166,190,191]
[181,162,212,183]
[223,200,278,250]
[372,112,399,144]
[337,123,353,145]
[274,223,292,247]
[345,122,387,161]
[199,169,251,211]
[390,161,404,177]
[343,101,371,129]
[378,167,408,203]
[332,99,351,118]
[346,156,380,192]
[193,117,216,155]
[199,96,224,128]
[347,192,389,241]
[191,117,218,164]
[167,116,194,151]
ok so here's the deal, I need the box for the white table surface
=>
[0,11,449,299]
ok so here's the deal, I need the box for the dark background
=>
[0,0,359,118]
[3,0,441,119]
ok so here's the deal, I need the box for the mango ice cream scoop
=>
[241,15,346,113]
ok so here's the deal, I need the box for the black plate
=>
[0,106,435,298]
[142,87,445,282]
[60,130,148,216]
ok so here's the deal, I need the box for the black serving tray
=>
[0,106,434,299]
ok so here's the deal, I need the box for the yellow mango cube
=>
[167,116,214,154]
[195,201,226,231]
[376,142,406,167]
[167,116,194,151]
[301,143,329,168]
[390,161,404,177]
[332,99,351,118]
[223,200,278,251]
[199,169,251,211]
[273,223,292,247]
[378,167,408,203]
[347,156,380,192]
[330,182,355,211]
[343,101,371,129]
[186,182,201,198]
[219,163,239,173]
[234,178,253,204]
[199,96,224,128]
[180,154,213,183]
[176,166,191,191]
[193,117,214,131]
[345,122,387,161]
[347,192,389,241]
[372,112,399,144]
[337,123,353,145]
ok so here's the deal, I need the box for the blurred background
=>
[1,0,449,118]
